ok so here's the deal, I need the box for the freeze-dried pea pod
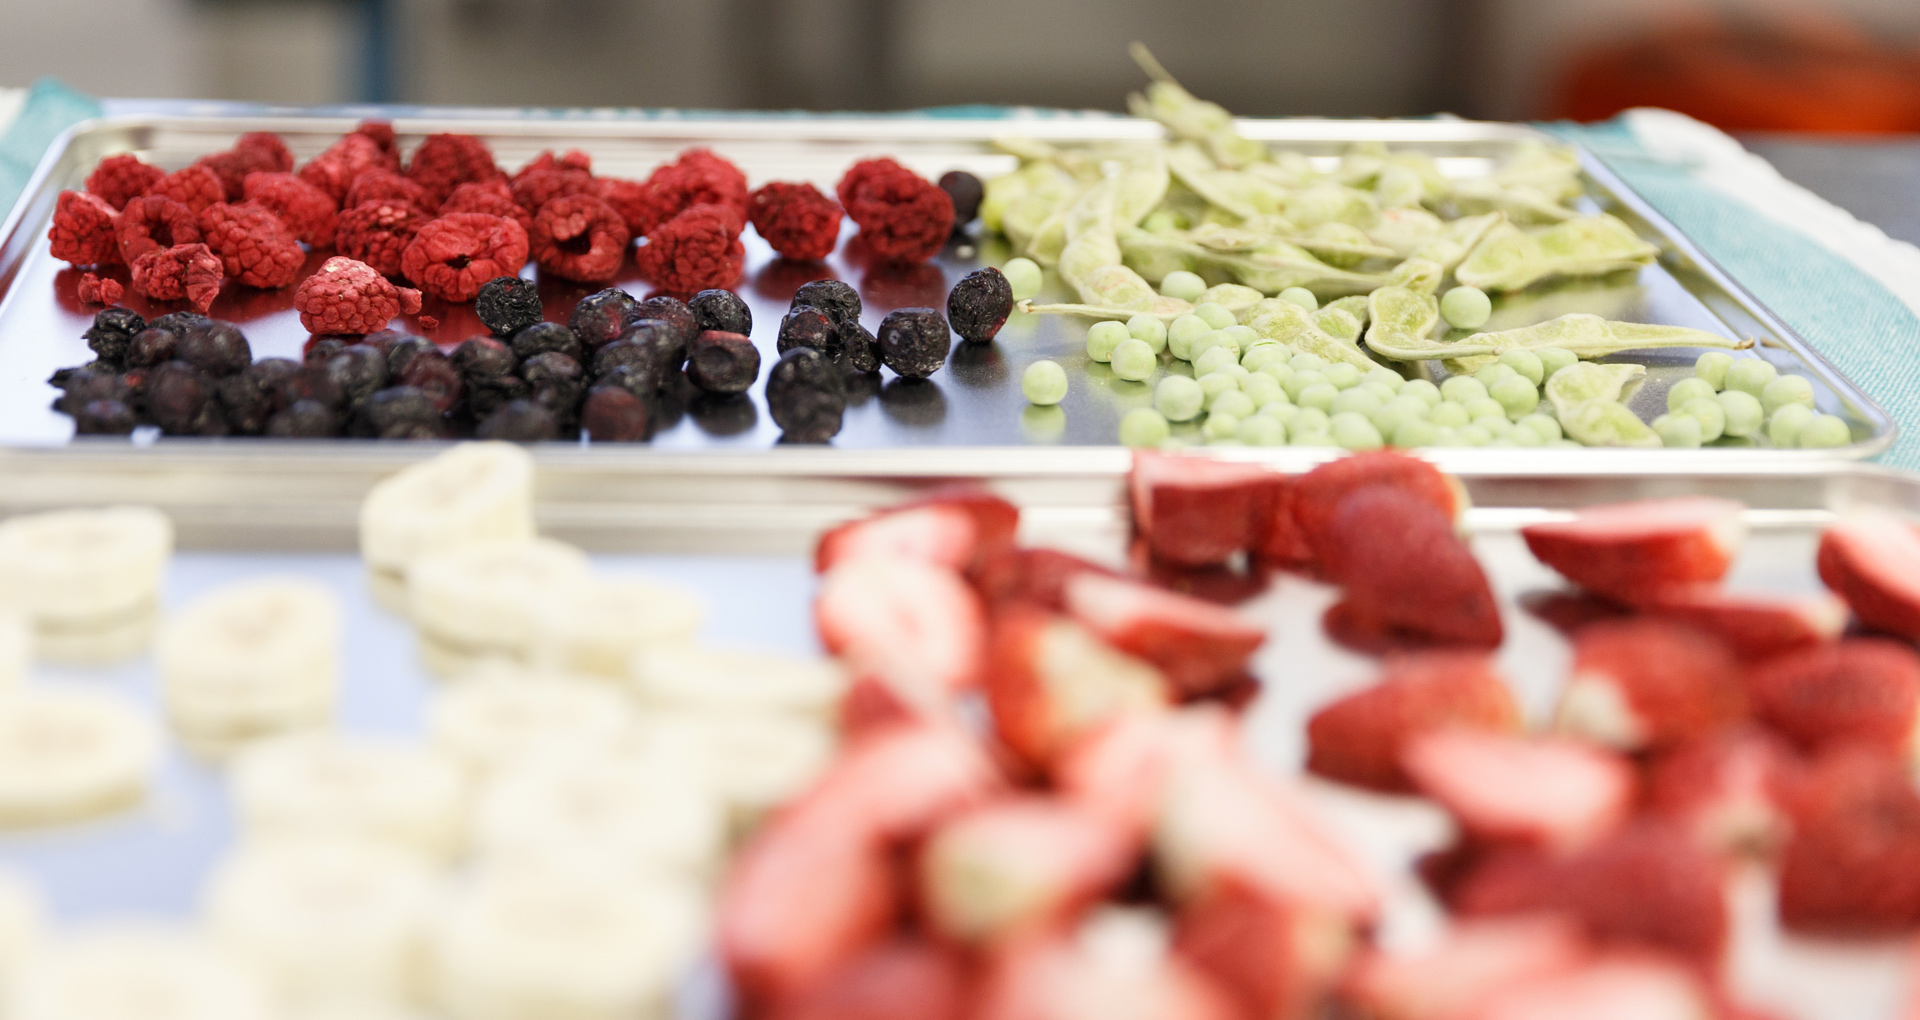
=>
[1128,43,1268,169]
[1020,265,1194,321]
[990,137,1104,182]
[1368,207,1448,257]
[1282,184,1380,230]
[1489,141,1585,202]
[1314,306,1363,343]
[1189,221,1289,253]
[1387,256,1445,296]
[1477,313,1752,358]
[1374,164,1428,210]
[1407,213,1505,274]
[1027,210,1071,266]
[1560,401,1662,448]
[1545,362,1660,448]
[1450,181,1577,226]
[1246,298,1377,369]
[1195,218,1394,266]
[1324,294,1371,326]
[1003,179,1082,255]
[1119,229,1201,282]
[1546,361,1645,408]
[1455,216,1660,292]
[1114,150,1171,229]
[1166,144,1287,221]
[1247,152,1320,189]
[1365,285,1493,361]
[1334,141,1389,187]
[1298,223,1395,267]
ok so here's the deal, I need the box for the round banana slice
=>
[0,507,172,629]
[0,866,45,1001]
[159,578,340,746]
[290,1000,436,1020]
[232,735,468,864]
[407,539,590,671]
[631,646,847,719]
[29,605,155,668]
[473,745,724,880]
[0,688,159,827]
[8,925,274,1020]
[0,612,28,694]
[359,443,535,576]
[428,664,637,779]
[635,712,836,834]
[428,862,706,1020]
[526,576,704,680]
[205,838,440,1009]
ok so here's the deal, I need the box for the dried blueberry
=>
[148,361,222,435]
[359,386,446,439]
[521,351,584,419]
[177,319,252,377]
[266,400,339,438]
[146,312,211,340]
[278,363,345,409]
[689,289,751,336]
[82,307,146,367]
[126,327,179,368]
[592,329,676,392]
[766,347,846,443]
[74,399,138,435]
[304,337,351,364]
[52,366,130,416]
[838,319,880,374]
[876,307,951,379]
[465,375,529,418]
[790,280,860,328]
[634,296,698,349]
[383,335,441,378]
[777,306,840,358]
[399,350,464,414]
[326,346,389,410]
[939,170,984,226]
[686,330,761,395]
[477,399,560,442]
[218,358,299,435]
[624,319,688,370]
[581,386,650,442]
[510,321,583,364]
[451,336,518,380]
[568,288,637,349]
[476,276,543,338]
[946,267,1012,343]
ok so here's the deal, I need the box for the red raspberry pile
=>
[634,202,746,295]
[130,243,223,313]
[748,182,843,261]
[195,132,294,200]
[334,199,424,279]
[198,202,304,289]
[528,194,630,283]
[837,157,954,263]
[402,212,529,302]
[405,132,505,204]
[295,255,421,334]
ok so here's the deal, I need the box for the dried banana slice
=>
[630,646,847,720]
[0,689,159,827]
[408,539,590,674]
[526,576,704,680]
[428,663,636,779]
[205,839,439,1010]
[0,613,27,694]
[636,712,836,834]
[158,578,340,749]
[232,735,468,864]
[0,866,44,1001]
[9,926,274,1020]
[428,863,706,1020]
[0,506,171,641]
[359,443,535,577]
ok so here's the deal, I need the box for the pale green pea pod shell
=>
[1407,213,1506,275]
[1450,180,1578,226]
[1114,151,1172,230]
[1363,286,1453,362]
[1323,295,1371,327]
[1199,284,1265,318]
[1020,264,1196,320]
[1166,144,1285,220]
[1283,184,1381,231]
[1387,257,1445,296]
[1373,164,1428,210]
[1369,207,1448,257]
[1488,141,1585,202]
[1118,230,1201,283]
[1313,307,1363,343]
[1024,209,1071,266]
[1246,300,1377,370]
[1297,223,1394,268]
[1474,314,1753,358]
[1127,44,1268,169]
[1545,362,1646,411]
[1455,215,1661,292]
[1560,400,1662,449]
[1247,151,1319,189]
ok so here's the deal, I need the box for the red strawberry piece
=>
[1555,619,1743,751]
[1645,728,1797,858]
[1129,537,1275,606]
[1516,589,1630,636]
[1637,585,1847,661]
[1817,511,1920,640]
[1053,706,1238,838]
[1462,955,1714,1020]
[1306,652,1521,793]
[793,723,1004,844]
[975,546,1117,614]
[1291,450,1462,565]
[1174,874,1359,1020]
[815,489,1020,577]
[1061,571,1265,700]
[769,939,968,1020]
[973,915,1244,1020]
[1130,451,1284,567]
[1776,745,1920,935]
[1342,916,1591,1020]
[1744,638,1920,756]
[1520,497,1745,603]
[919,797,1138,945]
[984,607,1170,766]
[1256,474,1314,567]
[815,557,986,715]
[1403,731,1633,851]
[1321,487,1503,650]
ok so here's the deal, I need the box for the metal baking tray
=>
[0,110,1893,490]
[3,457,1916,1020]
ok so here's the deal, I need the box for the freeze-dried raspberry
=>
[196,132,295,200]
[345,169,433,214]
[511,168,593,216]
[354,120,399,157]
[675,201,746,238]
[116,194,203,264]
[405,133,503,204]
[242,171,339,247]
[130,243,224,313]
[440,179,532,233]
[198,201,304,288]
[512,149,592,182]
[634,205,744,295]
[335,200,425,278]
[85,154,165,211]
[748,181,843,261]
[529,194,630,283]
[299,126,402,203]
[49,191,123,266]
[146,165,227,215]
[401,213,531,302]
[592,176,674,238]
[294,256,422,335]
[76,273,125,305]
[417,315,440,331]
[838,157,954,263]
[645,148,750,222]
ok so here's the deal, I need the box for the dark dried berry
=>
[218,357,299,434]
[52,366,130,416]
[623,318,688,371]
[946,267,1012,343]
[127,328,179,368]
[399,351,464,414]
[876,307,951,379]
[939,170,984,226]
[521,351,584,418]
[452,336,518,379]
[74,399,138,435]
[148,361,220,435]
[83,307,146,367]
[278,363,346,409]
[266,400,339,437]
[594,364,655,401]
[766,347,846,443]
[689,289,751,336]
[466,375,529,418]
[510,322,583,363]
[777,306,840,358]
[47,365,82,390]
[358,329,408,360]
[686,330,761,395]
[838,318,880,374]
[477,399,560,442]
[326,346,389,410]
[475,276,543,338]
[304,337,353,364]
[177,319,253,377]
[790,279,860,328]
[146,311,212,340]
[359,386,446,439]
[568,288,637,349]
[383,335,441,378]
[592,331,674,392]
[581,385,650,442]
[634,295,698,349]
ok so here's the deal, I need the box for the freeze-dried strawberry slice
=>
[1554,619,1743,752]
[1342,916,1591,1020]
[1817,511,1920,640]
[1291,450,1462,566]
[815,557,985,715]
[1521,497,1745,602]
[975,547,1118,613]
[814,489,1020,577]
[1061,571,1265,699]
[791,723,1004,844]
[1744,638,1920,756]
[1776,745,1920,935]
[1053,707,1237,838]
[1645,727,1797,857]
[973,917,1244,1020]
[919,797,1137,945]
[1402,731,1633,851]
[1462,955,1715,1020]
[1130,451,1284,567]
[1637,585,1847,661]
[984,607,1170,766]
[1306,652,1520,793]
[1322,487,1503,650]
[769,939,967,1020]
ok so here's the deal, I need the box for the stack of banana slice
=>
[159,579,341,753]
[0,506,172,664]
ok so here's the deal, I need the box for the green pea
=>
[1768,403,1815,447]
[1428,401,1472,428]
[1798,414,1851,448]
[1258,362,1295,385]
[1440,376,1488,405]
[1551,438,1585,449]
[1127,314,1168,354]
[1215,364,1251,382]
[1159,270,1207,303]
[1241,344,1289,372]
[1154,375,1205,422]
[1678,397,1726,442]
[1535,347,1578,379]
[1194,345,1239,378]
[1508,424,1545,447]
[1473,363,1519,390]
[1324,363,1364,390]
[1279,287,1318,311]
[1330,412,1384,451]
[1400,379,1442,406]
[1330,387,1382,417]
[1290,352,1327,373]
[1463,397,1507,422]
[1167,315,1211,361]
[1021,360,1068,405]
[1291,407,1330,433]
[1022,404,1066,442]
[1198,373,1240,402]
[1194,302,1237,330]
[1119,408,1170,447]
[1717,389,1764,438]
[1429,427,1463,447]
[1261,401,1300,426]
[1652,413,1703,448]
[1242,374,1284,408]
[1222,325,1260,351]
[1440,286,1492,330]
[1363,367,1405,392]
[1667,377,1717,412]
[1457,424,1493,447]
[1473,415,1513,437]
[1761,375,1815,416]
[1003,258,1043,302]
[1086,321,1129,363]
[1498,350,1544,386]
[1290,426,1333,447]
[1210,389,1256,419]
[1371,394,1430,437]
[1283,369,1329,402]
[1489,375,1540,419]
[1201,412,1241,442]
[1111,338,1158,382]
[1297,383,1339,412]
[1518,414,1562,442]
[1695,351,1734,390]
[1237,415,1286,446]
[1190,331,1235,363]
[1392,418,1440,448]
[1725,359,1778,397]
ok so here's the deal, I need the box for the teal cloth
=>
[0,78,100,224]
